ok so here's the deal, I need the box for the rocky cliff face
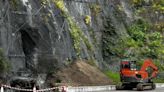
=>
[0,0,130,73]
[0,0,163,86]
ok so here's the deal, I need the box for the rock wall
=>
[0,0,129,74]
[0,0,163,80]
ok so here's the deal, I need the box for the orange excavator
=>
[116,59,158,91]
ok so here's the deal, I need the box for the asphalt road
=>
[97,87,164,92]
[67,84,164,92]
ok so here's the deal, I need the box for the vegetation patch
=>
[132,0,164,20]
[0,49,10,74]
[103,70,120,84]
[87,58,96,66]
[153,78,164,83]
[9,0,19,10]
[152,0,164,12]
[102,17,164,71]
[53,0,93,57]
[153,60,164,71]
[154,22,164,32]
[84,15,91,25]
[90,4,101,16]
[127,19,164,59]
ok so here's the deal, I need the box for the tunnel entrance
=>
[20,27,40,73]
[9,27,40,92]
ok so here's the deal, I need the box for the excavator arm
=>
[140,59,158,79]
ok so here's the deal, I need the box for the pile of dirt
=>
[48,61,113,86]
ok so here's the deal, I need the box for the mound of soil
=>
[48,61,112,86]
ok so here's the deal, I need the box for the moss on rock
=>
[53,0,93,58]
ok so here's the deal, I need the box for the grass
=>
[153,78,164,83]
[103,70,120,84]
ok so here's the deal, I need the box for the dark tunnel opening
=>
[20,28,39,72]
[9,28,41,92]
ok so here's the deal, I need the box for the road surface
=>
[94,87,164,92]
[67,84,164,92]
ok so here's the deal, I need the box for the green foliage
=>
[153,78,164,83]
[68,18,82,57]
[131,0,146,8]
[104,70,120,84]
[54,0,81,57]
[0,49,10,73]
[10,0,19,10]
[132,0,164,15]
[87,58,96,66]
[102,18,119,57]
[90,4,101,16]
[153,60,164,71]
[125,38,139,48]
[152,0,164,12]
[122,18,164,71]
[153,60,164,82]
[154,23,164,32]
[128,19,149,41]
[68,17,93,56]
[102,16,164,69]
[102,17,164,63]
[146,32,164,58]
[132,0,141,4]
[84,15,91,25]
[53,0,66,12]
[102,18,151,59]
[125,19,164,59]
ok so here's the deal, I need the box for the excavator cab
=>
[130,61,137,70]
[121,61,130,69]
[121,61,139,70]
